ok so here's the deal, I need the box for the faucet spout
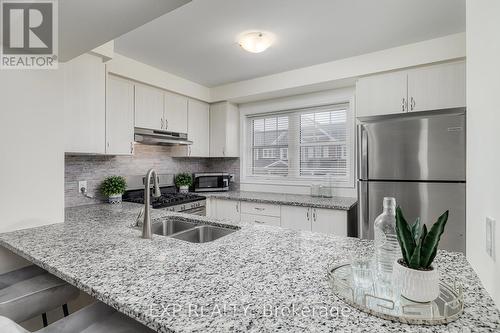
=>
[142,168,161,239]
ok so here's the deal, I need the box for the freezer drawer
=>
[359,110,466,181]
[358,181,465,253]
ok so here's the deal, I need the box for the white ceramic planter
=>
[179,185,189,193]
[393,259,440,303]
[108,194,122,204]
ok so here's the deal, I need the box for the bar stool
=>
[0,265,79,326]
[0,301,156,333]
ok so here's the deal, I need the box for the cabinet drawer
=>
[240,202,280,217]
[241,213,281,226]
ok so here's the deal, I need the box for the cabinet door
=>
[187,99,209,157]
[215,199,241,221]
[224,102,240,157]
[356,71,408,118]
[209,103,227,157]
[106,76,135,155]
[407,61,466,112]
[134,84,164,130]
[63,53,106,154]
[281,206,311,231]
[164,91,188,133]
[311,208,347,236]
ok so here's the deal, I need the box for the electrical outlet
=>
[78,180,87,194]
[486,217,496,260]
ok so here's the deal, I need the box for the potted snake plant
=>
[393,207,448,302]
[100,176,127,204]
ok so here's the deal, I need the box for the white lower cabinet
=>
[214,199,241,222]
[209,198,347,236]
[281,206,312,231]
[311,208,347,237]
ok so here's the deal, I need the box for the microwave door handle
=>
[358,124,368,180]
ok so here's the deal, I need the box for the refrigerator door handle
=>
[358,181,369,239]
[358,124,368,180]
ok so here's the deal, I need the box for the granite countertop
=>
[203,190,358,210]
[0,203,498,332]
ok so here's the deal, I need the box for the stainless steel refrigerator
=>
[357,108,466,253]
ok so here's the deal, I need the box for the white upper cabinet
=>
[134,84,164,131]
[281,206,312,231]
[311,208,347,237]
[209,102,239,157]
[164,91,188,133]
[64,53,106,154]
[407,61,466,112]
[356,71,408,118]
[356,61,466,118]
[106,75,135,155]
[187,99,210,157]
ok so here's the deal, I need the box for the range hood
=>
[134,127,192,146]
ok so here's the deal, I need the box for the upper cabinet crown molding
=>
[356,60,466,118]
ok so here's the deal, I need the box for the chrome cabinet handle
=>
[312,209,317,222]
[402,98,407,111]
[306,208,310,221]
[160,118,164,129]
[165,119,169,130]
[410,97,416,111]
[254,207,265,211]
[254,220,265,224]
[130,142,134,154]
[236,203,239,213]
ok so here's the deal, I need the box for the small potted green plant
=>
[175,173,192,193]
[393,207,448,302]
[100,176,127,204]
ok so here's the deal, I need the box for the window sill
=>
[241,177,355,189]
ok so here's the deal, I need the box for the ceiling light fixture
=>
[238,31,274,53]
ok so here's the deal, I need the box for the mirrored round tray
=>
[328,263,464,325]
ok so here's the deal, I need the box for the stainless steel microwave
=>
[193,173,230,192]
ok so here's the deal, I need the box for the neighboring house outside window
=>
[245,103,353,185]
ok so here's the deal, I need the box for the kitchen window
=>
[245,103,353,185]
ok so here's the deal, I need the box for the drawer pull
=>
[254,220,265,224]
[254,207,265,211]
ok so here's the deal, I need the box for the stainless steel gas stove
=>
[122,174,206,215]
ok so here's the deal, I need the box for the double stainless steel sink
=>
[149,219,237,243]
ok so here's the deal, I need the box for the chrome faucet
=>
[142,168,161,239]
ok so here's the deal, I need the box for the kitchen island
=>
[0,203,498,332]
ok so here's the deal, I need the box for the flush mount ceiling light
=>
[238,31,275,53]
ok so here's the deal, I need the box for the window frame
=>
[241,98,355,188]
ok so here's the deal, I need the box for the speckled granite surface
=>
[0,203,498,332]
[203,191,357,210]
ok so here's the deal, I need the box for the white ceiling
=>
[115,0,465,87]
[59,0,190,61]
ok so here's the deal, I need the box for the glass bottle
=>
[374,197,400,283]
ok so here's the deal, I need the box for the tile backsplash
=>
[65,144,239,207]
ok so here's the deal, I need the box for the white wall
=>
[239,88,357,197]
[212,33,466,103]
[466,0,500,306]
[106,53,211,102]
[0,69,65,268]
